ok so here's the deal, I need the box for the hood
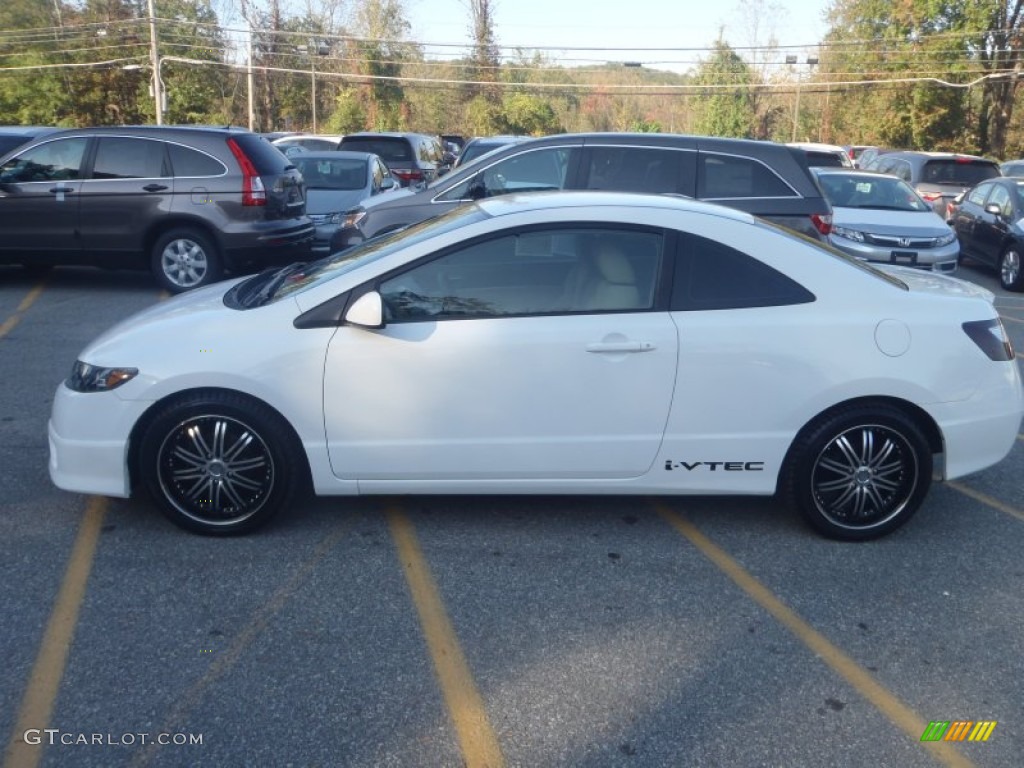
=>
[877,266,995,302]
[305,188,370,214]
[832,207,949,236]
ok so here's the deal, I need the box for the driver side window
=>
[0,137,88,183]
[437,148,574,202]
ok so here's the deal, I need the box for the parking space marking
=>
[948,481,1024,523]
[3,497,107,768]
[654,503,977,768]
[129,520,352,767]
[386,506,505,768]
[0,281,47,339]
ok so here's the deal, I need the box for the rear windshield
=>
[805,151,845,168]
[921,159,1000,186]
[340,137,413,163]
[292,156,366,190]
[230,133,295,174]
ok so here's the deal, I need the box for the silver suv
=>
[0,125,314,292]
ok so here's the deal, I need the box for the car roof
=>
[475,189,755,224]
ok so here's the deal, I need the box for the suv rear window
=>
[921,159,1000,185]
[229,133,295,174]
[340,137,414,163]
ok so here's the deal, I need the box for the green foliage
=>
[691,41,755,138]
[322,88,368,134]
[500,92,562,135]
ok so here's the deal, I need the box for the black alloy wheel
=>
[786,405,932,540]
[139,392,301,535]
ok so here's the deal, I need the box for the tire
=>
[151,227,222,293]
[138,392,302,535]
[785,405,932,541]
[999,246,1024,291]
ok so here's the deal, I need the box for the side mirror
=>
[467,178,486,200]
[381,176,396,191]
[984,203,1003,216]
[345,291,384,329]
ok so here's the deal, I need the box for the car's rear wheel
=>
[138,392,301,535]
[152,227,222,293]
[1000,246,1024,291]
[786,405,932,540]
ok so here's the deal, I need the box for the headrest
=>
[594,245,635,285]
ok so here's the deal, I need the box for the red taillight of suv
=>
[227,137,267,206]
[811,213,832,235]
[919,191,943,202]
[391,168,424,184]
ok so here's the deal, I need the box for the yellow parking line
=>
[654,503,976,768]
[386,506,505,768]
[0,281,47,339]
[3,497,107,768]
[948,481,1024,523]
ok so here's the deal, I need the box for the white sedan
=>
[48,192,1023,539]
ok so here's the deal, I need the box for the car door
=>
[322,225,679,482]
[953,181,994,263]
[76,135,171,260]
[0,136,88,257]
[971,183,1011,268]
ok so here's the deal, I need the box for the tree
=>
[691,39,756,138]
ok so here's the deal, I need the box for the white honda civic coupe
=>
[49,192,1023,539]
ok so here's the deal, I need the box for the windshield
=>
[818,174,930,212]
[921,159,999,186]
[271,204,491,302]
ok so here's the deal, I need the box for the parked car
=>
[842,144,875,167]
[813,168,959,273]
[290,151,398,255]
[0,125,314,292]
[454,135,530,168]
[337,132,451,187]
[272,134,344,152]
[0,125,60,156]
[860,151,1001,218]
[331,132,834,251]
[854,147,895,170]
[950,176,1024,290]
[48,192,1022,540]
[999,159,1024,177]
[788,142,854,168]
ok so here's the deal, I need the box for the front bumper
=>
[48,383,150,498]
[829,236,959,273]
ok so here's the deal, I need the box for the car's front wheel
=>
[152,227,222,293]
[138,392,302,535]
[1000,246,1024,291]
[786,405,932,540]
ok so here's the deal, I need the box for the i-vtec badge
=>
[665,460,765,471]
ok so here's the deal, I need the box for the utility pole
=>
[147,0,162,124]
[247,28,256,131]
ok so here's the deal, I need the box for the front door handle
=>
[49,185,74,194]
[143,184,169,192]
[586,341,655,353]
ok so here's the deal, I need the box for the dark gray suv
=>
[331,133,833,251]
[0,125,314,292]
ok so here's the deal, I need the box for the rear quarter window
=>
[699,154,795,199]
[167,143,226,177]
[671,232,815,310]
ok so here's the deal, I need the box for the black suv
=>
[0,125,314,292]
[331,133,832,251]
[337,132,451,187]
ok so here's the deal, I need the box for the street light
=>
[790,55,819,142]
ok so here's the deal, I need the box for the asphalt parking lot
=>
[1,261,1022,768]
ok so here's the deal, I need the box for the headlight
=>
[326,212,343,225]
[832,225,866,243]
[66,361,138,392]
[935,230,957,247]
[341,209,366,229]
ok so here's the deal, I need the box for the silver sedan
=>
[814,168,959,273]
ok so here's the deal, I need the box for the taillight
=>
[811,213,832,235]
[392,169,424,183]
[919,191,943,202]
[227,138,267,206]
[962,319,1014,361]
